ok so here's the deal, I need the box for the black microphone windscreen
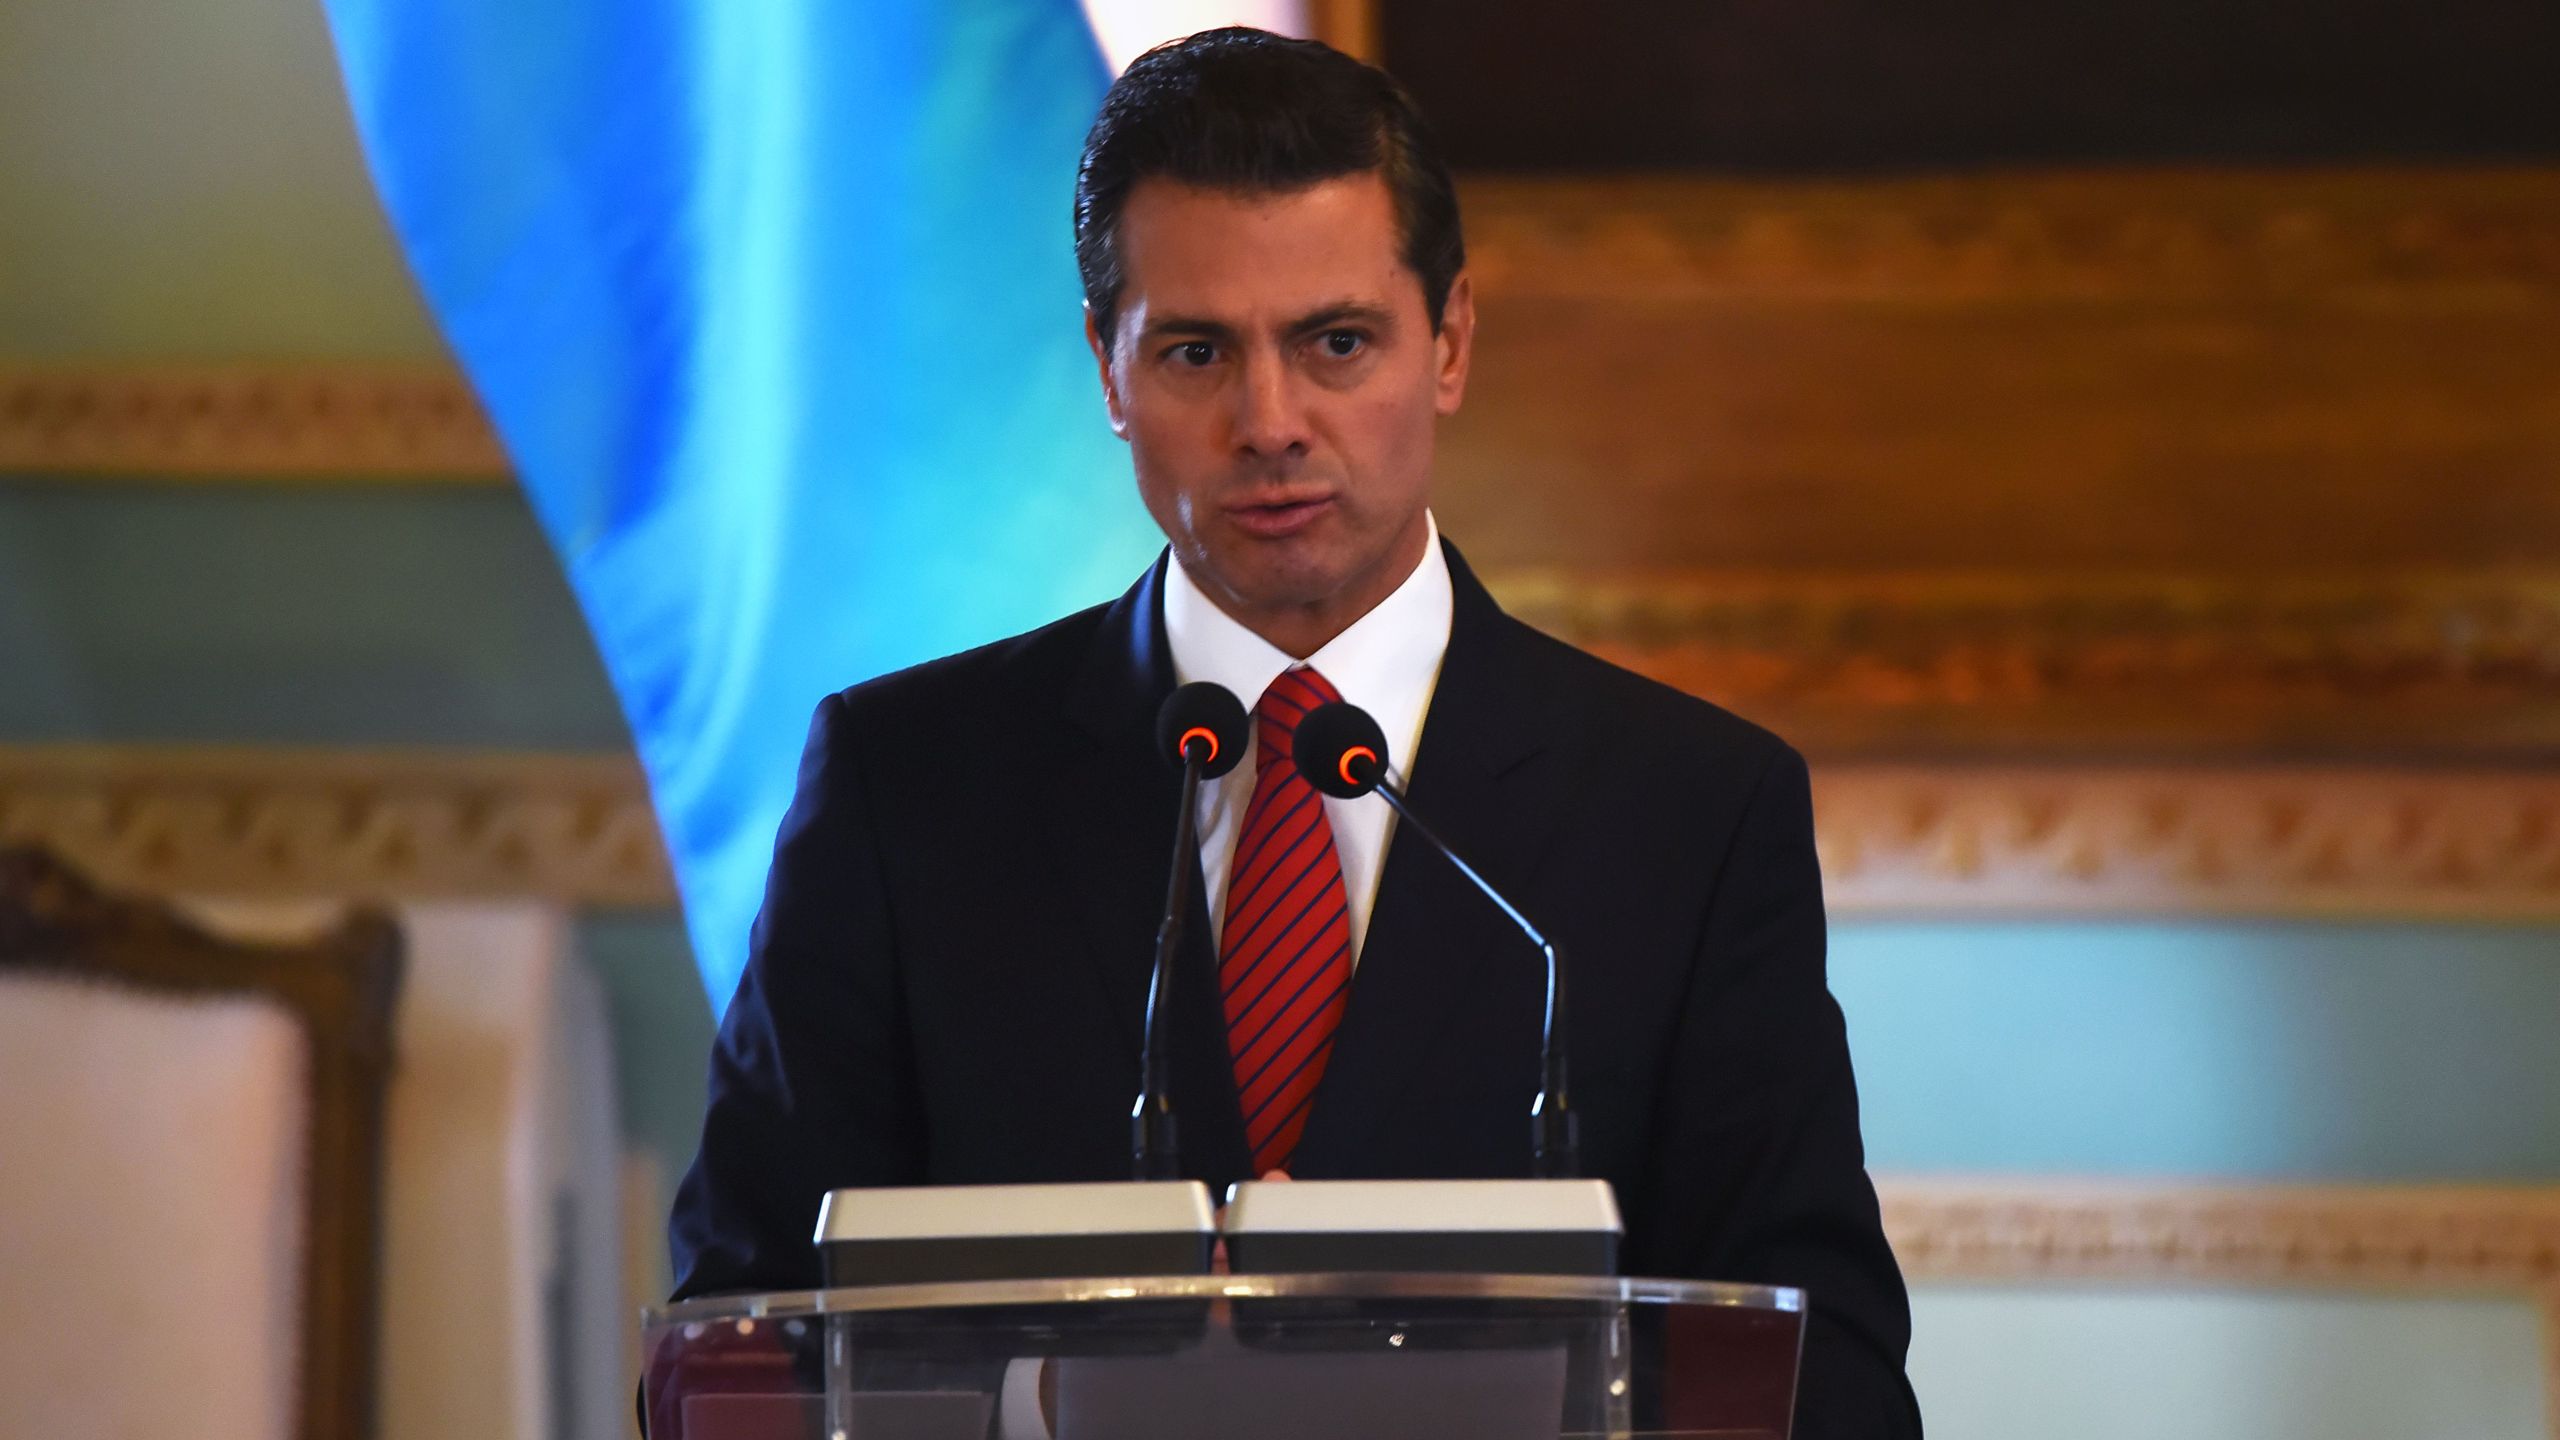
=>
[1156,682,1249,778]
[1292,701,1390,799]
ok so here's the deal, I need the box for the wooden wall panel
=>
[1433,169,2560,758]
[1440,170,2560,573]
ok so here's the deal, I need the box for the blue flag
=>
[322,0,1161,1003]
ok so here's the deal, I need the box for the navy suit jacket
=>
[670,540,1920,1437]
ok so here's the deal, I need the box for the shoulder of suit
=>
[1496,609,1800,774]
[817,597,1115,736]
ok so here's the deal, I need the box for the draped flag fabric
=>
[322,0,1162,1004]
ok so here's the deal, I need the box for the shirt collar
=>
[1164,511,1453,722]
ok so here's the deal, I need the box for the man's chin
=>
[1230,578,1354,618]
[1197,552,1356,617]
[1200,518,1431,615]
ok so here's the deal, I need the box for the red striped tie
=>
[1221,667,1355,1175]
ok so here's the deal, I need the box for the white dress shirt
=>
[1164,513,1454,962]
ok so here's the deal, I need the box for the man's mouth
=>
[1226,493,1335,539]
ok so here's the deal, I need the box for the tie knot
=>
[1255,666,1341,763]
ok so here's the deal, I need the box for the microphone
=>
[1133,681,1248,1180]
[1292,702,1579,1179]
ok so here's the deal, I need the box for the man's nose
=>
[1232,352,1311,459]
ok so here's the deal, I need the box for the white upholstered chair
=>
[0,846,401,1440]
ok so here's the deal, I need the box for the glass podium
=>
[643,1272,1804,1440]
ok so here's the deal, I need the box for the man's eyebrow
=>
[1137,314,1241,344]
[1285,301,1395,335]
[1136,302,1398,346]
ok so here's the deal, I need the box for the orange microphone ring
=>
[1179,726,1219,761]
[1340,746,1378,786]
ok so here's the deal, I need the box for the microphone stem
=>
[1370,780,1577,1178]
[1134,748,1204,1180]
[1369,783,1547,952]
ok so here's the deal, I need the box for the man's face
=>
[1088,171,1474,654]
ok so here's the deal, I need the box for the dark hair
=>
[1074,27,1466,345]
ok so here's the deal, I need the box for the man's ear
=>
[1432,272,1475,418]
[1085,306,1129,439]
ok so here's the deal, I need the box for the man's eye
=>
[1321,330,1365,358]
[1168,341,1216,367]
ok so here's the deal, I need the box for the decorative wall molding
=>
[6,746,2559,918]
[1880,1177,2560,1290]
[1811,765,2560,918]
[1463,169,2560,304]
[1491,569,2560,758]
[0,747,669,906]
[0,365,506,480]
[1877,1178,2560,1433]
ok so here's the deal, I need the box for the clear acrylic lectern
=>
[643,1271,1804,1440]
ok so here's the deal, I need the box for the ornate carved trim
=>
[1877,1178,2560,1432]
[1462,169,2560,303]
[4,747,2556,917]
[1813,765,2560,918]
[1880,1178,2560,1289]
[0,746,669,905]
[1487,569,2560,759]
[0,365,507,480]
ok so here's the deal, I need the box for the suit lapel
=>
[1040,554,1253,1185]
[1290,543,1575,1178]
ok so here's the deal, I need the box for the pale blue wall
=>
[1833,919,2560,1179]
[0,480,713,1175]
[581,911,719,1186]
[1911,1286,2549,1440]
[0,482,624,746]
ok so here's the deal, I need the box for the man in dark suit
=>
[671,27,1919,1438]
